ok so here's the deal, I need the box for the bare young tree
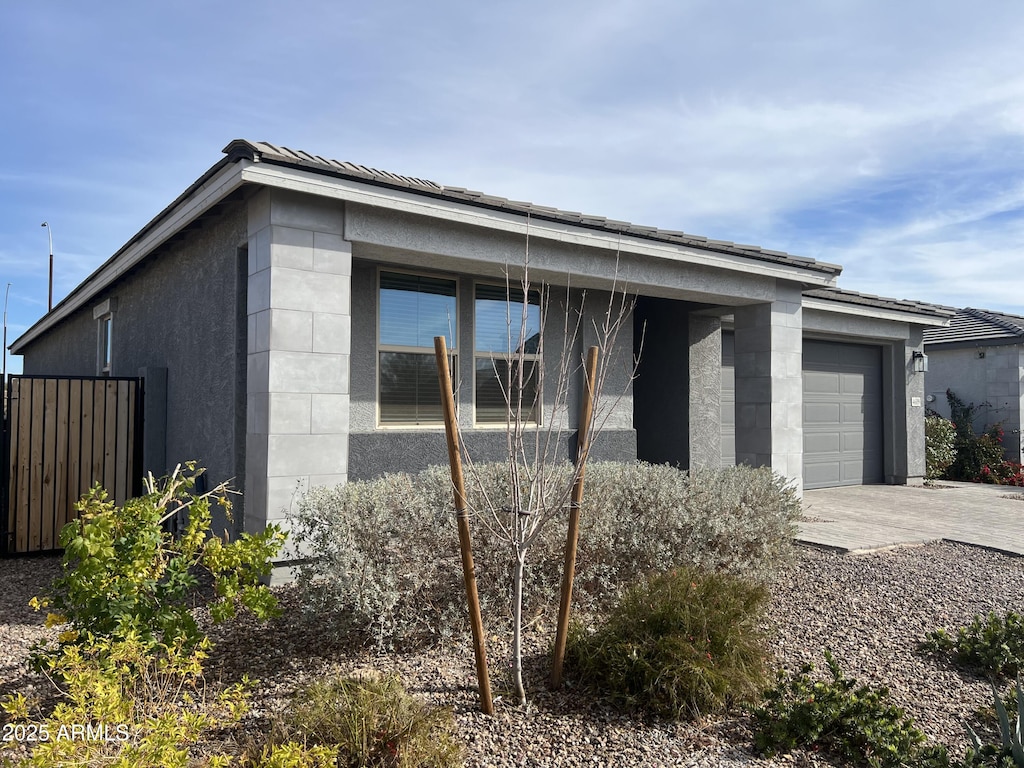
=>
[448,230,640,707]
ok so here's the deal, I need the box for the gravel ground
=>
[2,541,1023,766]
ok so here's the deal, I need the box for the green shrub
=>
[563,567,770,719]
[30,463,284,666]
[0,465,286,768]
[920,611,1024,680]
[291,462,800,648]
[946,390,1007,482]
[1,630,249,767]
[256,673,463,768]
[751,651,950,767]
[925,414,957,480]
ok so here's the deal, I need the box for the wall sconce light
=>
[912,350,928,373]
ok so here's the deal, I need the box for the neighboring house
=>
[923,307,1024,463]
[10,140,954,548]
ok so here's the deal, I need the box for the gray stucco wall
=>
[347,258,636,480]
[20,205,248,527]
[925,343,1024,463]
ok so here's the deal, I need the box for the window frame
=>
[92,298,115,376]
[472,280,543,427]
[375,267,459,428]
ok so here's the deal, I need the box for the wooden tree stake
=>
[434,336,494,715]
[550,345,599,688]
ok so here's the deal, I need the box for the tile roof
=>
[803,287,956,318]
[225,139,843,277]
[924,307,1024,345]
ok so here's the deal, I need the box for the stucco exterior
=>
[9,140,956,552]
[19,204,248,531]
[925,343,1024,463]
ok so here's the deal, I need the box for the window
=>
[474,283,541,424]
[92,298,116,376]
[377,270,457,425]
[99,315,112,374]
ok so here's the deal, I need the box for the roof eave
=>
[11,156,249,353]
[240,160,841,289]
[802,295,954,326]
[228,138,843,280]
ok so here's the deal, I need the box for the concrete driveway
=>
[799,481,1024,555]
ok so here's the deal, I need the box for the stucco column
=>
[733,284,803,494]
[688,314,722,469]
[245,189,351,543]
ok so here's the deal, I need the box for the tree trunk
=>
[511,550,527,706]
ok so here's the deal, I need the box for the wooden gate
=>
[1,376,144,555]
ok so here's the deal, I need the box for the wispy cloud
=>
[2,0,1023,375]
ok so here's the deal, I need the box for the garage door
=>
[803,340,884,489]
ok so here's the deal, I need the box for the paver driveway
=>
[799,481,1024,555]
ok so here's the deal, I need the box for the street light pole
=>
[3,282,10,406]
[41,221,53,311]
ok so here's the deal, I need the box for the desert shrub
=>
[30,463,284,666]
[291,462,800,647]
[920,611,1024,680]
[254,673,462,768]
[1,635,248,768]
[965,677,1024,767]
[751,651,950,767]
[0,465,286,768]
[925,414,957,480]
[563,567,770,719]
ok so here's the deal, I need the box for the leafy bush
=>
[30,464,284,666]
[1,626,249,767]
[751,651,950,767]
[920,611,1024,680]
[926,415,957,480]
[291,462,800,647]
[965,677,1024,767]
[998,462,1024,488]
[563,567,770,719]
[946,390,1008,483]
[0,466,286,768]
[254,673,463,768]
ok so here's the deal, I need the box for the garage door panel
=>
[838,346,881,367]
[804,402,841,423]
[804,342,841,367]
[841,374,867,395]
[804,459,842,487]
[805,432,841,453]
[804,371,841,395]
[841,432,868,451]
[841,402,868,421]
[803,341,883,489]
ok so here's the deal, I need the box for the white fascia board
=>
[241,163,839,288]
[802,296,951,326]
[13,161,248,352]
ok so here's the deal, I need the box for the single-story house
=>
[10,140,954,544]
[923,307,1024,463]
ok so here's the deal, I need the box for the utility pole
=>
[3,282,10,414]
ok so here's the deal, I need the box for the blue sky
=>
[3,1,1023,375]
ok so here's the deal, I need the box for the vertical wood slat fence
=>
[1,376,144,555]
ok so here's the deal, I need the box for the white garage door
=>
[803,340,884,489]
